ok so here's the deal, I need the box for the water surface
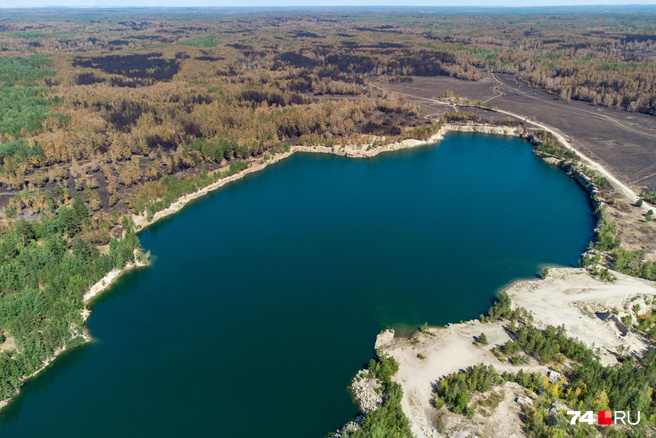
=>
[0,133,595,437]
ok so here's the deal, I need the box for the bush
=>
[368,351,399,384]
[595,217,621,251]
[485,292,514,321]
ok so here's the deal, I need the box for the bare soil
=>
[0,333,17,354]
[369,73,656,191]
[379,266,656,438]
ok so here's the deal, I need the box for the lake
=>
[0,133,595,437]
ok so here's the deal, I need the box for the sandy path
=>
[509,267,656,364]
[371,78,656,212]
[381,267,656,437]
[491,106,653,208]
[381,321,548,438]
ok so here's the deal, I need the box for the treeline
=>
[131,160,247,220]
[4,10,656,115]
[519,60,656,115]
[0,67,422,192]
[442,111,522,127]
[274,46,482,81]
[0,55,60,138]
[0,56,60,174]
[583,207,656,282]
[0,200,142,400]
[641,190,656,204]
[609,248,656,280]
[435,364,499,417]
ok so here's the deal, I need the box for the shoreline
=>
[131,122,525,232]
[376,266,656,438]
[0,259,149,414]
[1,110,647,415]
[82,259,148,305]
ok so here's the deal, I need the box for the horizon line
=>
[3,3,656,8]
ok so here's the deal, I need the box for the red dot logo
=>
[598,411,612,425]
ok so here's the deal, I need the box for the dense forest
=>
[0,201,142,400]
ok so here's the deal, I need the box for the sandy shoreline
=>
[82,259,148,305]
[378,267,656,438]
[131,122,524,231]
[2,110,650,416]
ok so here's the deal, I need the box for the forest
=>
[1,8,656,221]
[1,6,656,425]
[0,200,142,400]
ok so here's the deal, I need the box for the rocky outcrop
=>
[328,369,385,438]
[351,370,384,413]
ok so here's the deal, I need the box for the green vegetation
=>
[132,161,248,220]
[533,144,576,160]
[0,201,142,400]
[594,213,622,252]
[1,10,654,218]
[533,142,576,161]
[0,11,654,435]
[581,166,610,189]
[180,35,221,47]
[437,314,656,437]
[636,308,656,341]
[345,382,412,438]
[513,324,596,364]
[435,364,499,415]
[640,190,656,205]
[480,291,516,322]
[343,352,413,438]
[0,56,59,142]
[0,88,55,138]
[0,56,54,87]
[610,247,656,280]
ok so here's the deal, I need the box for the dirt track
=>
[369,74,656,191]
[379,266,656,438]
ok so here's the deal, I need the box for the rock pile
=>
[351,370,384,413]
[328,369,385,438]
[328,416,364,438]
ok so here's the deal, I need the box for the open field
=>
[370,73,656,191]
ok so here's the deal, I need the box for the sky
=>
[2,0,656,8]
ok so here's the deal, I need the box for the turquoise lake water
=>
[0,133,595,437]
